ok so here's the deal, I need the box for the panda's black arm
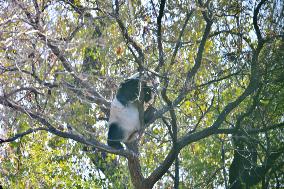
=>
[144,106,157,125]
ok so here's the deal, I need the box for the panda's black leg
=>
[107,123,124,149]
[108,140,123,149]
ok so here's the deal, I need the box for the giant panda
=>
[107,73,154,149]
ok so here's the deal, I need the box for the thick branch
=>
[144,147,178,188]
[128,153,144,188]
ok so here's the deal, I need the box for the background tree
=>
[0,0,283,188]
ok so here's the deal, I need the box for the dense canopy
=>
[0,0,283,188]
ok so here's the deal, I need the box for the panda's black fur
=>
[116,78,152,106]
[107,75,153,149]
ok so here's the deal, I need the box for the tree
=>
[0,0,283,188]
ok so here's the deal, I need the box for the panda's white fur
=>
[109,97,140,142]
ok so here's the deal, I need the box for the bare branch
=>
[60,22,84,41]
[0,127,48,143]
[155,0,166,71]
[253,0,267,42]
[249,122,284,134]
[147,12,213,127]
[188,96,215,134]
[209,30,253,49]
[184,19,213,89]
[32,0,40,24]
[63,81,110,115]
[39,33,110,107]
[217,122,284,135]
[170,10,194,65]
[5,87,43,98]
[197,70,242,88]
[161,90,178,144]
[60,0,102,14]
[150,0,158,18]
[113,0,144,65]
[0,65,58,89]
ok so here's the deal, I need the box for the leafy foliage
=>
[0,0,283,188]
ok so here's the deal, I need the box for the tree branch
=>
[0,127,48,143]
[0,96,133,157]
[184,19,213,89]
[147,14,213,126]
[13,0,110,109]
[0,65,58,89]
[144,146,178,188]
[253,0,266,42]
[216,122,284,135]
[179,0,267,148]
[209,30,253,49]
[5,87,43,98]
[113,0,144,65]
[155,0,166,71]
[170,10,194,65]
[145,8,269,186]
[197,69,242,88]
[161,81,179,188]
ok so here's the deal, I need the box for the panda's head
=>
[115,71,158,107]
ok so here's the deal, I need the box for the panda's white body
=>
[109,97,140,142]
